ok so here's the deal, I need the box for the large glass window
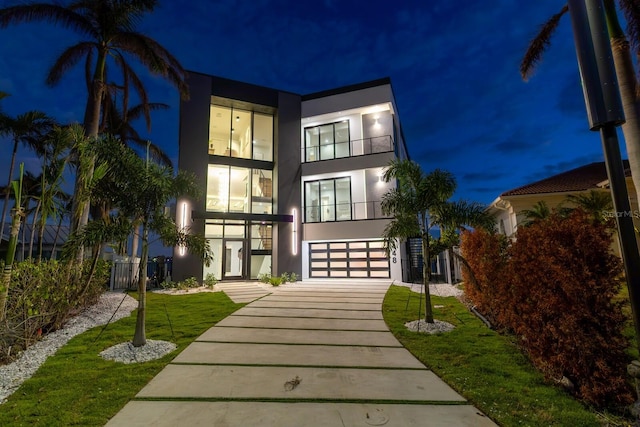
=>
[304,120,350,162]
[209,105,273,160]
[253,113,273,161]
[229,167,249,213]
[209,106,231,156]
[207,166,272,213]
[304,177,352,223]
[251,169,273,214]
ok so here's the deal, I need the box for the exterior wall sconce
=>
[179,202,187,256]
[292,208,298,255]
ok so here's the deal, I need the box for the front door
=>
[223,239,245,280]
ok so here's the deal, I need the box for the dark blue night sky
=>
[0,1,610,206]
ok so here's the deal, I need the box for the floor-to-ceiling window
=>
[207,166,272,214]
[209,105,273,160]
[304,120,350,162]
[304,177,352,223]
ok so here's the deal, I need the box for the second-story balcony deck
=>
[303,135,394,163]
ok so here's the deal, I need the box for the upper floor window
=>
[207,165,272,214]
[304,120,350,162]
[209,105,273,161]
[304,177,352,223]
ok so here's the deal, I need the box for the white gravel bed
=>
[0,292,137,404]
[396,281,464,298]
[405,319,456,334]
[152,286,218,295]
[100,340,176,364]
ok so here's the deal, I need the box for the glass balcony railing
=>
[304,201,391,223]
[303,135,394,163]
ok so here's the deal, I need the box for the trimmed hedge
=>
[1,259,110,364]
[461,210,633,408]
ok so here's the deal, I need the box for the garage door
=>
[309,240,390,278]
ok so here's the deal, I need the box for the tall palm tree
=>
[0,0,189,237]
[520,200,552,226]
[381,159,494,323]
[0,110,55,241]
[521,1,640,219]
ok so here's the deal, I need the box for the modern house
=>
[487,160,637,241]
[172,72,412,283]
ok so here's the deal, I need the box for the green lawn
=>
[0,291,242,427]
[382,285,623,427]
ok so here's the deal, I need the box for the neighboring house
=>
[0,223,69,261]
[487,160,637,244]
[173,72,415,283]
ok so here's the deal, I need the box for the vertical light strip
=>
[179,202,187,256]
[291,208,297,255]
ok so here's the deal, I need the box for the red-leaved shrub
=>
[460,228,509,325]
[461,210,633,407]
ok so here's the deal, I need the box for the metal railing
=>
[304,201,391,223]
[303,135,394,162]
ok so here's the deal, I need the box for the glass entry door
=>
[223,239,245,280]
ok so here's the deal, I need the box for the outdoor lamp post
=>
[568,0,640,414]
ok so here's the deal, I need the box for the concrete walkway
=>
[106,281,496,426]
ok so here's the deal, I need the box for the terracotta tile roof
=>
[501,160,630,197]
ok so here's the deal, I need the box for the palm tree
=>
[0,111,55,241]
[0,163,24,321]
[521,1,640,220]
[68,137,210,346]
[520,200,552,226]
[0,0,189,237]
[381,159,494,323]
[566,189,614,224]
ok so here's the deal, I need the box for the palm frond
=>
[0,3,96,37]
[46,42,95,86]
[112,31,189,100]
[520,4,569,80]
[619,0,640,53]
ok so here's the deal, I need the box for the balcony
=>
[303,135,394,163]
[304,201,391,223]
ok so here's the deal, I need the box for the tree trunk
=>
[421,235,434,323]
[71,52,106,260]
[28,200,41,260]
[0,207,24,322]
[132,223,149,347]
[50,216,62,261]
[610,36,640,213]
[602,2,640,219]
[130,223,140,258]
[0,139,19,242]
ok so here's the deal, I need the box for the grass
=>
[382,285,621,427]
[0,291,242,427]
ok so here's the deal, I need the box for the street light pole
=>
[568,0,640,416]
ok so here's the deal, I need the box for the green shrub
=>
[160,276,200,291]
[1,259,110,364]
[462,210,633,408]
[281,272,297,283]
[203,273,218,288]
[269,276,283,286]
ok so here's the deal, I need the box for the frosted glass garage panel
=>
[308,240,389,278]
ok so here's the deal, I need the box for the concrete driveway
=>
[106,280,496,426]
